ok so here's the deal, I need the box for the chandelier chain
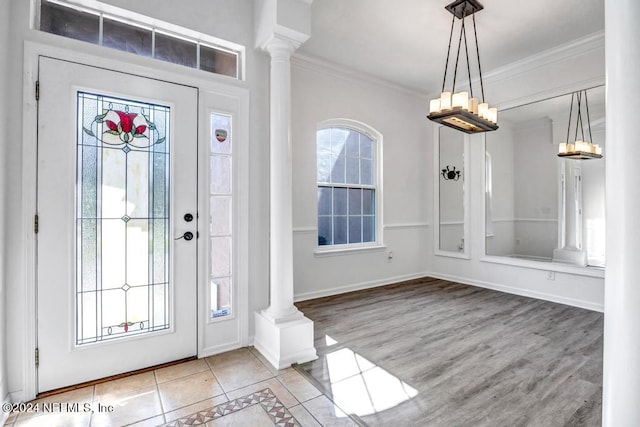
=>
[585,91,594,143]
[472,13,485,103]
[462,16,474,98]
[566,92,575,143]
[441,13,457,93]
[451,10,465,94]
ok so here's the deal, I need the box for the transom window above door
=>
[38,0,244,79]
[316,120,383,249]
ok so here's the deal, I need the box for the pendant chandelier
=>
[427,0,498,134]
[557,90,603,159]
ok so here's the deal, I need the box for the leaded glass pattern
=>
[210,113,233,319]
[76,92,170,345]
[317,127,376,246]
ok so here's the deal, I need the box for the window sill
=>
[314,244,387,258]
[481,255,605,278]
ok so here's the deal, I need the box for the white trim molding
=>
[428,271,604,312]
[294,272,429,302]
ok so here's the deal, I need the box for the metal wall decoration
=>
[441,165,462,181]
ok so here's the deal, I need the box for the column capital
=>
[254,0,312,51]
[261,35,300,58]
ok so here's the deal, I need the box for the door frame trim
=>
[21,40,250,401]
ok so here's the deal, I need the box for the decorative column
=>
[253,0,317,370]
[603,0,640,425]
[552,160,587,266]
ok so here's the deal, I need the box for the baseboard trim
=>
[1,391,10,425]
[199,342,243,359]
[294,272,429,302]
[9,390,22,405]
[427,271,604,312]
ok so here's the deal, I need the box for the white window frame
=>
[315,118,384,255]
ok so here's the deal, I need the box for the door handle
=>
[175,231,195,241]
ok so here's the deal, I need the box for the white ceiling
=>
[298,0,604,92]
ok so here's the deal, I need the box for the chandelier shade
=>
[427,0,498,134]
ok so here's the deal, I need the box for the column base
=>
[552,247,587,266]
[253,310,318,370]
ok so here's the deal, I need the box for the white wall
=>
[1,0,11,415]
[438,126,465,253]
[486,123,515,256]
[290,57,430,300]
[4,0,270,400]
[513,118,557,259]
[430,32,606,311]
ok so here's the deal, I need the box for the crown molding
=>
[484,30,604,85]
[292,53,427,99]
[427,30,605,101]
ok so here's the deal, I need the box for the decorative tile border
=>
[162,388,300,427]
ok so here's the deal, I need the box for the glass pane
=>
[211,113,232,154]
[41,1,99,44]
[318,216,332,246]
[76,92,171,345]
[331,155,346,183]
[155,32,197,68]
[346,131,359,157]
[361,158,373,185]
[363,216,375,242]
[211,237,231,277]
[346,157,360,185]
[360,136,373,159]
[317,129,331,154]
[349,216,362,244]
[211,155,231,194]
[349,189,362,215]
[211,278,231,318]
[318,187,332,215]
[334,216,347,244]
[200,45,238,78]
[363,189,375,215]
[211,196,232,235]
[103,18,152,57]
[331,129,348,156]
[126,219,150,287]
[101,219,126,290]
[334,188,347,215]
[317,154,331,183]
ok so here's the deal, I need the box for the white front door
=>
[36,57,198,392]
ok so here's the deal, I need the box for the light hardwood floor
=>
[295,277,603,427]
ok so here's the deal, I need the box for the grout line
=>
[153,369,167,424]
[36,356,197,399]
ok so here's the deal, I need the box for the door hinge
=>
[35,348,39,368]
[35,80,40,101]
[34,214,39,234]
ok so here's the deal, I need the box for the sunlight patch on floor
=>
[325,345,418,417]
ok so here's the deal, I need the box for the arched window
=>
[316,120,382,248]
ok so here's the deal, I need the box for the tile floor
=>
[2,348,359,427]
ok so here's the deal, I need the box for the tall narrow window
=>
[76,92,170,344]
[210,113,233,318]
[317,123,380,247]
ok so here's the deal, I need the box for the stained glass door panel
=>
[36,57,197,393]
[76,93,170,344]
